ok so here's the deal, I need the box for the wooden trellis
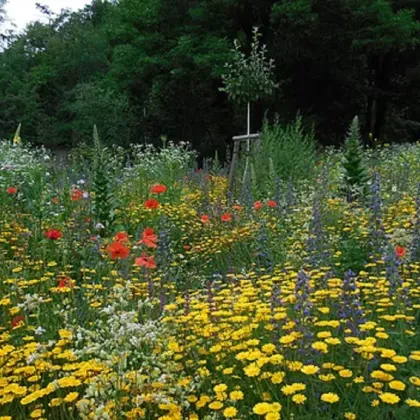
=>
[228,133,260,190]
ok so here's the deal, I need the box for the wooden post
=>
[228,139,240,191]
[228,133,260,191]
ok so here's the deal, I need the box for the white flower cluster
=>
[126,141,196,181]
[0,141,50,168]
[72,282,165,369]
[70,282,195,418]
[17,293,45,312]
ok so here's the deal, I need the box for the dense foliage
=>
[2,0,420,155]
[1,138,420,419]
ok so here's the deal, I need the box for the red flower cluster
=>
[255,200,277,210]
[151,184,167,194]
[233,204,243,211]
[221,213,232,222]
[133,227,159,269]
[11,315,25,329]
[114,231,129,243]
[107,241,130,260]
[200,215,210,224]
[139,228,158,248]
[45,229,63,240]
[395,245,406,259]
[135,252,157,269]
[144,199,159,209]
[254,201,263,211]
[58,276,75,289]
[6,187,17,195]
[268,200,277,208]
[71,188,83,201]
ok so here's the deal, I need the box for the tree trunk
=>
[246,101,251,151]
[366,54,391,144]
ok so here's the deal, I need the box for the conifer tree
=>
[341,116,370,201]
[92,125,115,233]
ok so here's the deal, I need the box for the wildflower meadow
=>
[1,128,420,420]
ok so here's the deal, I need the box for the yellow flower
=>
[392,356,408,364]
[379,392,400,404]
[229,390,243,401]
[371,370,393,382]
[339,369,353,378]
[214,384,227,393]
[57,376,81,388]
[320,393,339,404]
[371,399,380,407]
[262,344,276,354]
[279,335,296,344]
[344,413,357,420]
[30,409,43,419]
[405,399,420,408]
[210,344,222,353]
[389,380,406,391]
[292,394,306,404]
[319,374,335,382]
[49,398,62,407]
[270,402,281,412]
[311,341,328,353]
[287,361,303,371]
[253,402,272,415]
[244,363,260,377]
[58,329,72,340]
[409,376,420,386]
[196,395,211,408]
[271,372,285,384]
[21,390,46,405]
[265,414,280,420]
[281,385,296,396]
[223,407,237,418]
[380,364,396,372]
[209,401,223,410]
[301,365,319,375]
[64,392,79,403]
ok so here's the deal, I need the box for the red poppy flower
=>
[6,187,17,195]
[233,204,243,211]
[144,199,159,209]
[254,201,263,211]
[135,252,157,269]
[221,213,232,222]
[139,227,158,248]
[200,215,210,224]
[45,229,63,240]
[11,315,25,329]
[268,200,277,208]
[71,188,83,201]
[114,231,129,243]
[58,277,75,289]
[151,184,167,194]
[395,245,406,259]
[107,241,130,260]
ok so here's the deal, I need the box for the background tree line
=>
[1,0,420,157]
